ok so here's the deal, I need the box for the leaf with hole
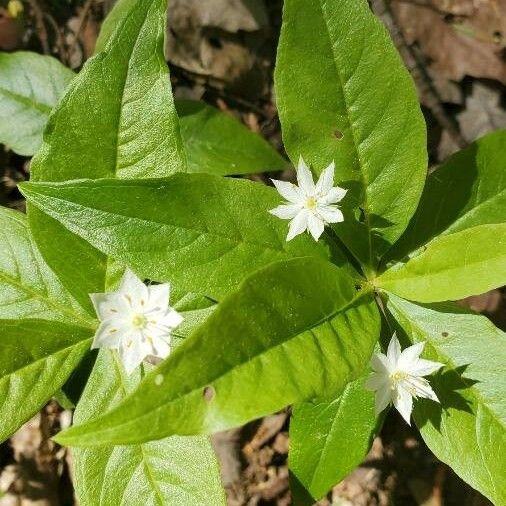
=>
[275,0,427,269]
[72,350,226,506]
[386,294,506,505]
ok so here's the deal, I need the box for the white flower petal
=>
[119,335,146,375]
[296,156,316,195]
[90,293,113,321]
[286,210,309,241]
[307,213,325,241]
[398,341,425,369]
[386,334,402,364]
[374,383,392,416]
[315,161,335,195]
[370,352,391,374]
[393,385,413,425]
[317,205,344,224]
[91,321,126,349]
[409,376,440,402]
[269,203,303,220]
[411,358,444,377]
[150,335,171,359]
[321,186,348,205]
[148,283,170,310]
[160,308,184,330]
[89,292,128,321]
[89,268,179,374]
[119,268,149,309]
[271,179,303,204]
[365,373,388,391]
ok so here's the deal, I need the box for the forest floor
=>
[0,0,505,504]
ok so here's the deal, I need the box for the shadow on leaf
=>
[415,364,478,432]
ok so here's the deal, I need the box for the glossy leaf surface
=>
[0,207,90,324]
[377,224,506,302]
[0,51,74,156]
[176,100,287,175]
[27,0,185,311]
[21,175,339,300]
[54,258,380,446]
[387,294,506,505]
[289,374,377,500]
[0,319,92,442]
[275,0,427,268]
[386,130,506,263]
[73,351,225,506]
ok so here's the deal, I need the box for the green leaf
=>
[0,54,285,179]
[0,319,92,443]
[21,175,343,300]
[72,350,226,506]
[386,294,506,505]
[385,130,506,264]
[0,51,74,156]
[1,55,284,179]
[54,257,380,446]
[31,0,185,181]
[0,206,91,324]
[376,223,506,302]
[275,0,427,270]
[176,100,287,175]
[0,206,94,438]
[27,0,185,311]
[289,374,378,500]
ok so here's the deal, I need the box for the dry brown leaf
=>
[392,0,506,84]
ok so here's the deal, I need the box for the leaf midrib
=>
[444,187,506,236]
[25,184,294,254]
[391,301,505,503]
[0,337,91,393]
[0,87,53,115]
[389,299,506,432]
[379,248,506,285]
[309,394,345,492]
[110,353,196,506]
[318,0,374,269]
[67,290,373,443]
[0,268,95,328]
[111,2,152,177]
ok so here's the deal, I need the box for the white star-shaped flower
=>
[366,334,444,425]
[269,156,347,241]
[90,269,183,375]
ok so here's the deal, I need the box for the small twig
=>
[67,0,94,61]
[43,12,66,61]
[170,63,269,117]
[27,0,50,54]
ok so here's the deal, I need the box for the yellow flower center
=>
[305,196,317,210]
[390,370,408,389]
[132,314,147,329]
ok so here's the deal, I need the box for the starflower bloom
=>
[90,269,183,375]
[269,156,347,241]
[366,334,444,425]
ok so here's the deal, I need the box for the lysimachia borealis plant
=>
[0,0,505,504]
